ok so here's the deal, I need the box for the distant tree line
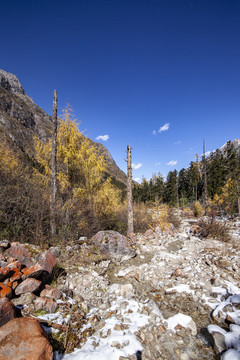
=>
[133,141,240,216]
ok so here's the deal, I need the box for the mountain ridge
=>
[0,69,127,185]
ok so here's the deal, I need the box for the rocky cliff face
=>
[0,69,127,185]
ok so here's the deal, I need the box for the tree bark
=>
[127,145,134,234]
[203,140,208,209]
[50,90,58,237]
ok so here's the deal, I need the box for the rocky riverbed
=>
[0,215,240,360]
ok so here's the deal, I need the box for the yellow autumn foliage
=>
[34,105,121,233]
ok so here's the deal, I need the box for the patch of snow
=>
[167,284,194,294]
[222,349,240,360]
[54,297,149,360]
[166,313,197,335]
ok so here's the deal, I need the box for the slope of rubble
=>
[0,215,240,360]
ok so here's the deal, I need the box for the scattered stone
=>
[0,298,16,327]
[15,278,42,295]
[0,283,12,299]
[37,250,56,273]
[33,296,58,313]
[4,243,33,268]
[0,317,53,360]
[22,263,44,279]
[40,285,61,300]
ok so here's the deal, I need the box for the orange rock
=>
[11,281,18,290]
[6,260,22,270]
[0,268,10,281]
[9,267,22,282]
[22,263,44,279]
[0,283,12,299]
[0,317,53,360]
[0,298,16,327]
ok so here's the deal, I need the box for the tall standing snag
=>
[126,145,134,234]
[203,140,208,210]
[50,90,58,237]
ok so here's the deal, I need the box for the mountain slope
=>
[0,69,127,185]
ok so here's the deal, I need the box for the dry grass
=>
[197,217,231,242]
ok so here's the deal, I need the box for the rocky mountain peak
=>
[0,69,26,96]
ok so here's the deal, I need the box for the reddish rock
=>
[0,298,16,327]
[38,250,56,273]
[22,263,44,279]
[0,268,10,281]
[40,285,61,300]
[4,243,33,268]
[0,283,12,299]
[6,260,22,270]
[15,278,42,296]
[34,296,58,313]
[0,317,53,360]
[4,279,20,291]
[9,267,22,282]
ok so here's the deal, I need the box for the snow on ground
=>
[206,282,240,359]
[52,297,150,360]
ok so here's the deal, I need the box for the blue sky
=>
[1,0,240,181]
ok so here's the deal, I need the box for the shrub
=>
[151,203,181,231]
[197,217,231,242]
[167,208,181,229]
[193,201,204,217]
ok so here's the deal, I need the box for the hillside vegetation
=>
[134,140,240,217]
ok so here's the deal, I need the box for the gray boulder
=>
[91,230,136,261]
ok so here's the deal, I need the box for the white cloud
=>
[95,134,109,141]
[132,163,143,170]
[133,177,141,183]
[174,140,181,145]
[167,160,178,166]
[153,130,156,135]
[155,162,162,166]
[159,123,170,133]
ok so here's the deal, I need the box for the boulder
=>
[37,250,56,273]
[0,298,16,327]
[6,260,22,270]
[91,230,136,261]
[0,268,10,281]
[22,264,44,279]
[0,283,12,299]
[40,285,61,300]
[0,317,53,360]
[33,297,58,313]
[4,243,33,268]
[15,278,41,295]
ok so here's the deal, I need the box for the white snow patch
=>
[166,313,197,335]
[54,298,149,360]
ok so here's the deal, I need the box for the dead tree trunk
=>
[126,145,134,234]
[50,90,58,237]
[203,140,208,210]
[176,173,179,209]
